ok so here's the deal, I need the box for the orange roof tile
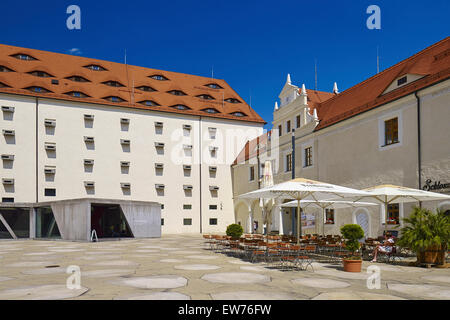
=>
[0,44,265,124]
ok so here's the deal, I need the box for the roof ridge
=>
[317,37,450,106]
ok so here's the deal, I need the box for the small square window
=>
[183,204,192,210]
[209,205,218,210]
[2,197,14,203]
[397,76,407,86]
[44,188,56,197]
[209,218,218,225]
[183,218,192,225]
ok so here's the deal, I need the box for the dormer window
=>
[167,90,186,96]
[197,94,215,100]
[0,65,15,72]
[28,70,53,78]
[230,112,246,117]
[102,80,124,87]
[66,75,90,82]
[225,98,241,103]
[104,96,125,103]
[11,53,37,61]
[84,64,107,71]
[149,74,168,81]
[171,104,191,110]
[135,85,156,92]
[65,91,90,98]
[139,100,160,107]
[397,76,407,86]
[202,108,219,114]
[205,83,223,89]
[25,86,52,93]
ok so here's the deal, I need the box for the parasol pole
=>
[297,197,301,244]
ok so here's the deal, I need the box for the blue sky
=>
[1,0,449,129]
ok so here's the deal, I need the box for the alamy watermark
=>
[66,5,81,30]
[366,5,381,30]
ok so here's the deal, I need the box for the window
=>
[209,218,218,225]
[102,80,124,87]
[66,75,90,82]
[304,147,313,167]
[171,104,191,110]
[135,85,156,92]
[104,96,126,103]
[209,205,218,210]
[139,100,159,107]
[65,91,89,98]
[0,65,14,72]
[325,209,335,224]
[286,120,291,133]
[161,218,164,226]
[387,204,400,225]
[296,115,301,128]
[84,64,106,71]
[183,204,192,210]
[286,154,292,172]
[384,118,399,146]
[397,76,407,86]
[183,218,192,225]
[205,83,223,89]
[197,94,215,100]
[11,53,37,61]
[249,166,255,181]
[167,90,186,96]
[230,112,246,117]
[25,86,52,93]
[149,74,168,81]
[278,125,282,136]
[44,188,56,197]
[224,98,241,103]
[161,204,164,210]
[28,71,53,78]
[2,197,14,203]
[202,108,219,114]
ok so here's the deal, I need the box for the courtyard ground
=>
[0,234,448,300]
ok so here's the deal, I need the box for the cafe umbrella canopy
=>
[238,178,372,244]
[281,199,378,236]
[335,184,450,233]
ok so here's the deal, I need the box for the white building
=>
[0,44,264,239]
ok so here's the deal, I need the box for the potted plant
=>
[226,223,244,240]
[340,224,365,272]
[397,207,449,265]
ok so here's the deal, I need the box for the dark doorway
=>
[91,204,133,238]
[36,207,61,239]
[0,208,30,238]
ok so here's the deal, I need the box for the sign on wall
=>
[422,179,450,192]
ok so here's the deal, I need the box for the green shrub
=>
[340,224,365,258]
[226,224,244,239]
[397,207,450,253]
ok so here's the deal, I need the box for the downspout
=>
[414,91,422,208]
[35,97,39,203]
[291,129,296,236]
[198,116,203,233]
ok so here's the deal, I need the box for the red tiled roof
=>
[315,37,450,130]
[0,44,265,124]
[232,37,450,165]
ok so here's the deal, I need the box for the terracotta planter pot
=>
[420,246,446,265]
[343,259,362,272]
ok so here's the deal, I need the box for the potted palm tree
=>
[397,207,449,266]
[340,224,365,272]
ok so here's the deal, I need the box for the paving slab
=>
[201,272,271,284]
[0,285,88,300]
[111,275,188,289]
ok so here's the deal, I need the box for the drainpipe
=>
[291,129,296,236]
[199,116,203,233]
[414,91,422,208]
[35,97,39,204]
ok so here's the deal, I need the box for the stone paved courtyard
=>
[0,234,449,300]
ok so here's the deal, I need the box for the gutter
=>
[414,91,422,207]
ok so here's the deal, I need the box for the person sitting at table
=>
[371,232,395,262]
